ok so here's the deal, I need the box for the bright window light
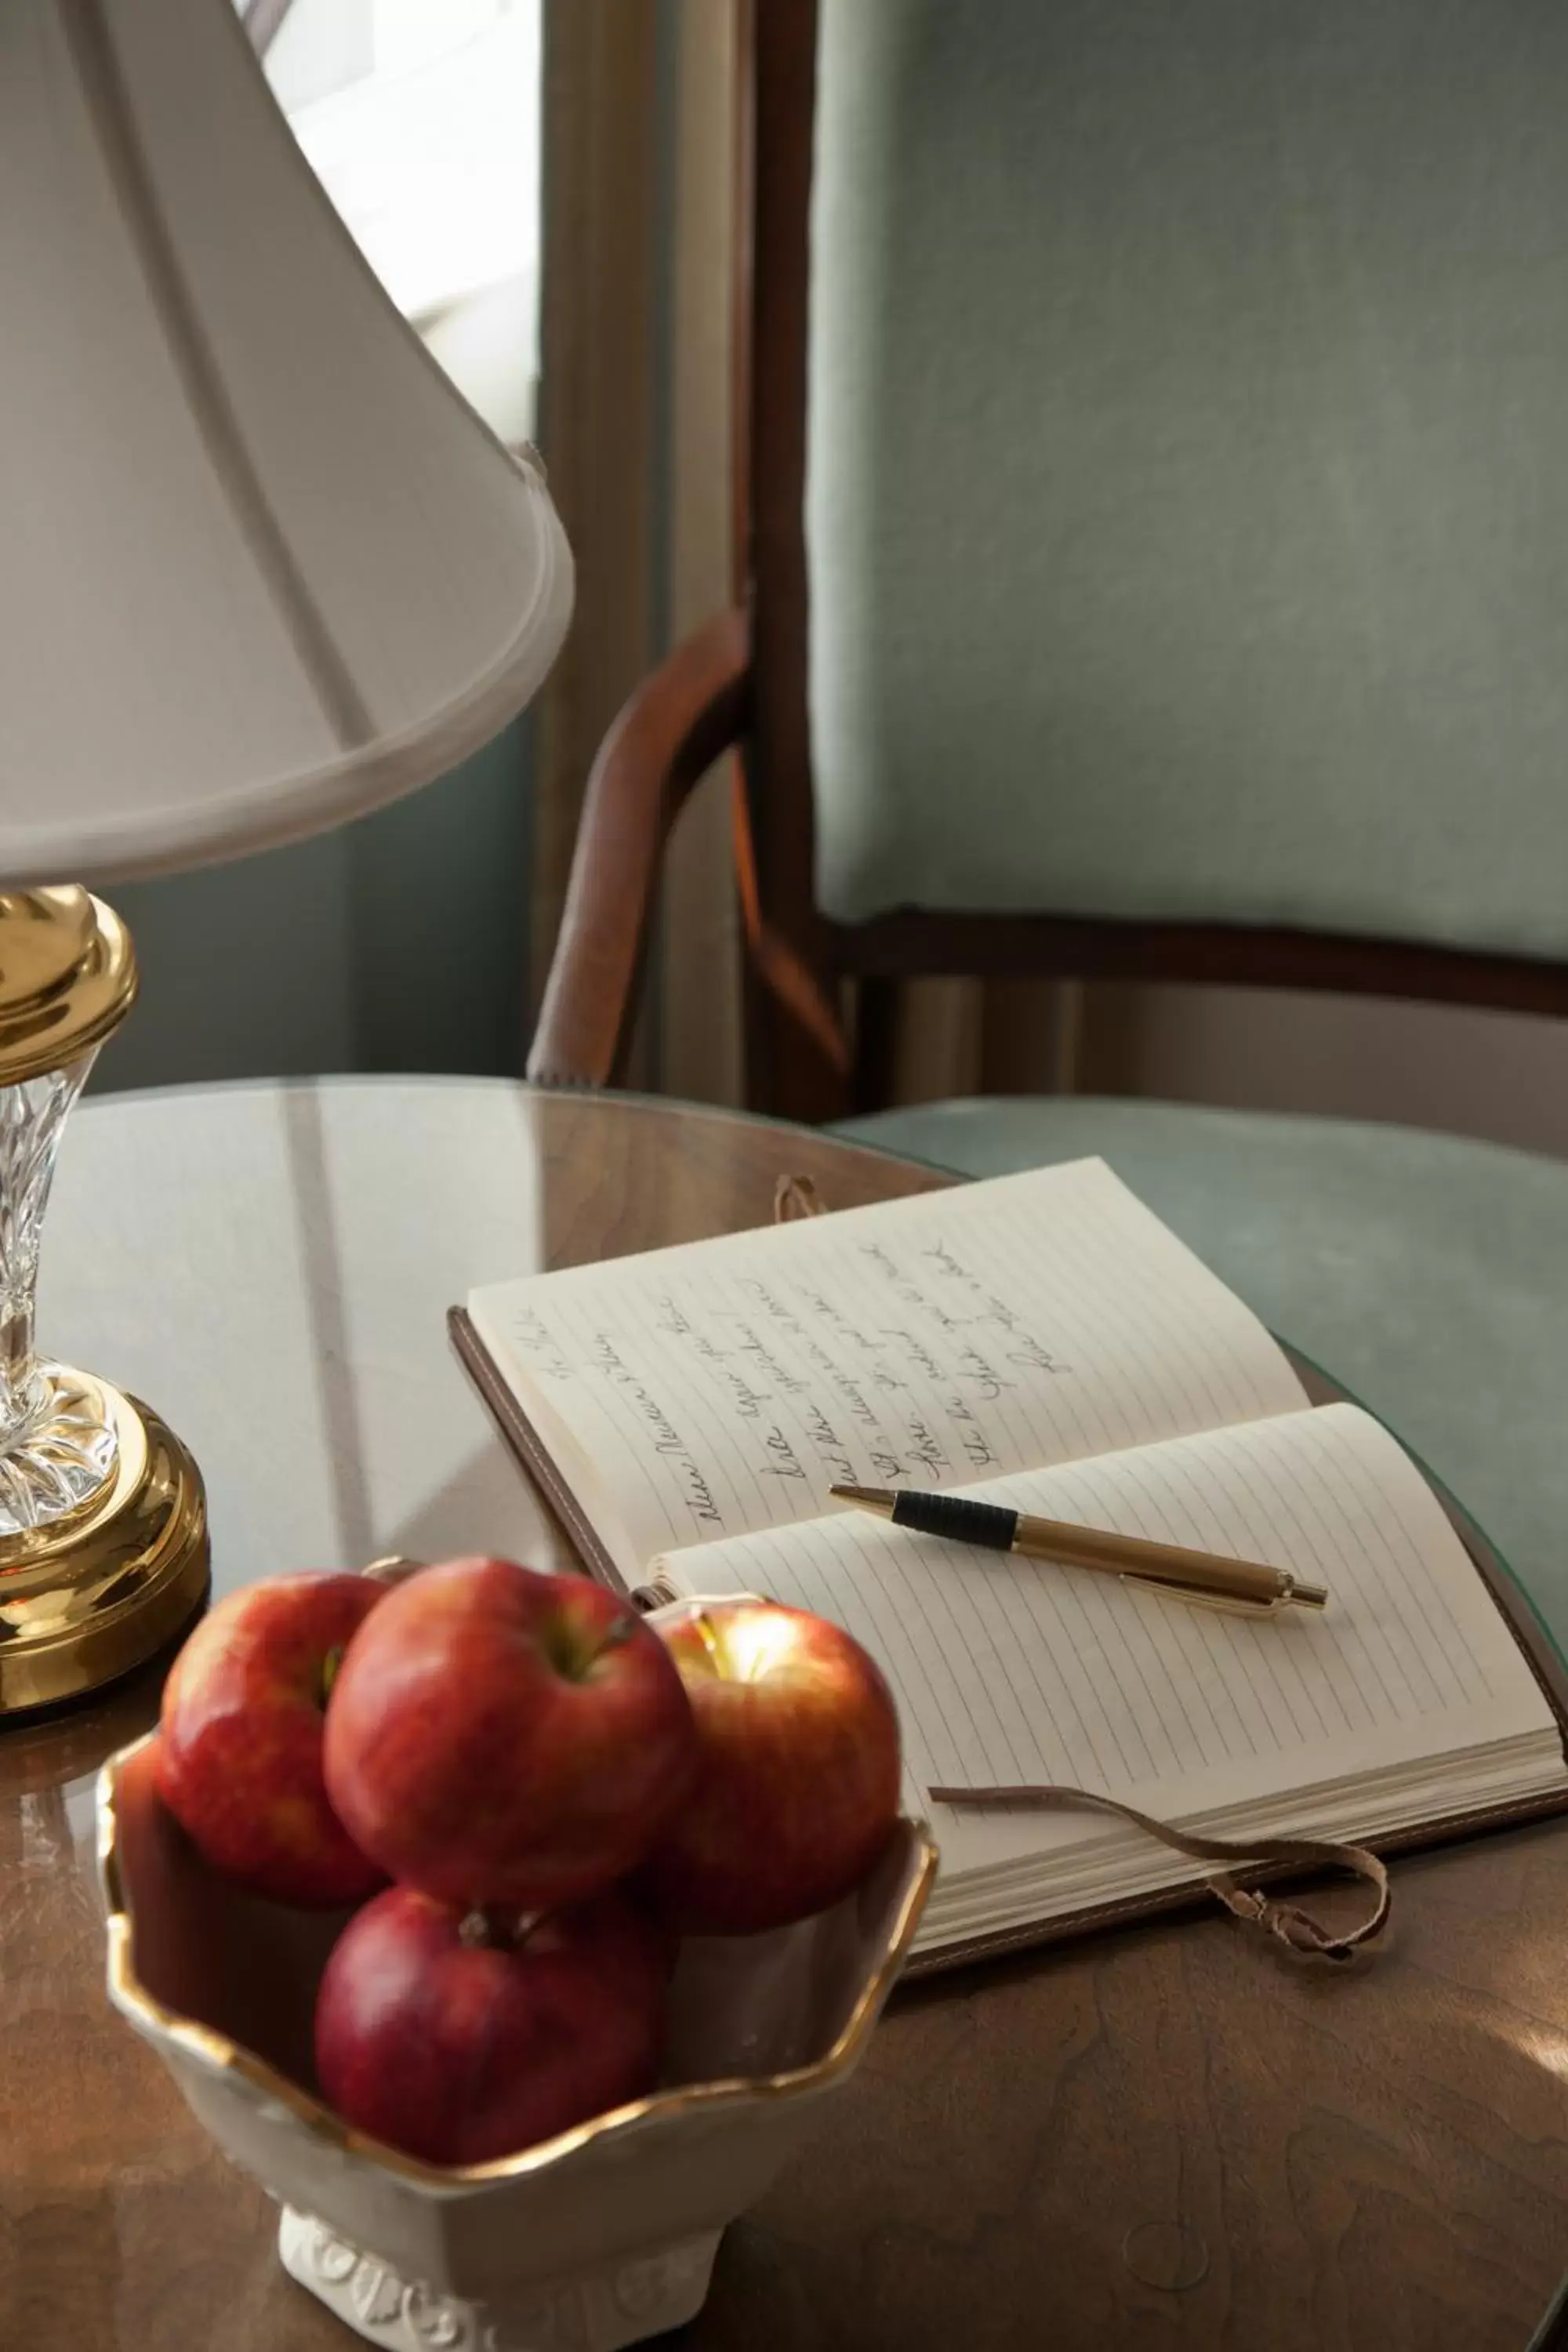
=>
[246,0,542,444]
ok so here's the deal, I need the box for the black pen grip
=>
[889,1490,1018,1550]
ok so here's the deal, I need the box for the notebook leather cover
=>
[448,1305,1568,1978]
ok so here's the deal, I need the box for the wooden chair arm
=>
[528,608,752,1088]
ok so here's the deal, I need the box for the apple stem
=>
[459,1906,543,1951]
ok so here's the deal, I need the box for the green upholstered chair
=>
[531,0,1568,1651]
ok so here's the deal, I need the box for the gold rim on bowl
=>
[98,1730,938,2191]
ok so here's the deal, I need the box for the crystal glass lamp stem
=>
[0,1052,118,1534]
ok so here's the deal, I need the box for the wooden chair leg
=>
[852,977,901,1118]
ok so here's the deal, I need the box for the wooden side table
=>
[5,1080,1566,2350]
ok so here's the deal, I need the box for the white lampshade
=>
[0,0,572,887]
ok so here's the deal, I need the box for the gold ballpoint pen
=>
[829,1484,1328,1617]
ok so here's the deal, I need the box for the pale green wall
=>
[95,718,532,1090]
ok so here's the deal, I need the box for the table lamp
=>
[0,0,572,1712]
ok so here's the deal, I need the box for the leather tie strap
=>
[774,1172,827,1221]
[927,1782,1390,1963]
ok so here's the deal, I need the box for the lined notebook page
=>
[655,1404,1555,1859]
[468,1159,1305,1584]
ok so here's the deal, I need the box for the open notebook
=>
[452,1159,1568,1969]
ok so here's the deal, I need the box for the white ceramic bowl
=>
[98,1731,935,2350]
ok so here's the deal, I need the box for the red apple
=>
[158,1573,386,1907]
[643,1599,902,1934]
[322,1558,696,1911]
[314,1884,664,2165]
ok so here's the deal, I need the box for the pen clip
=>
[1120,1573,1290,1620]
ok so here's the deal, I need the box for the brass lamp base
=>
[0,887,211,1718]
[0,1371,209,1714]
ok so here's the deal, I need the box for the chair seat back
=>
[806,0,1568,959]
